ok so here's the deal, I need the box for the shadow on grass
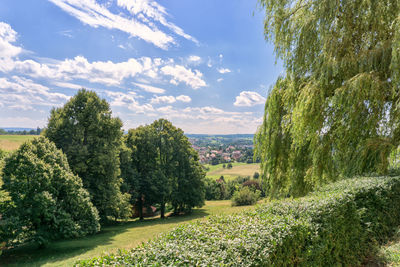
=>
[0,209,210,267]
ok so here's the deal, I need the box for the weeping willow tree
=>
[255,0,400,197]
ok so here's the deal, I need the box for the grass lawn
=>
[365,228,400,266]
[0,135,37,151]
[205,162,260,180]
[0,200,258,267]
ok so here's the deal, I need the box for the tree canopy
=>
[255,0,400,197]
[123,119,205,219]
[1,137,100,247]
[45,89,130,221]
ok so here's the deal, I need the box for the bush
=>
[231,187,260,206]
[204,178,220,200]
[77,176,400,266]
[242,179,262,192]
[1,137,100,247]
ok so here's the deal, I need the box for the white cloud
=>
[117,0,198,44]
[217,78,223,82]
[106,90,154,113]
[150,105,259,134]
[161,65,206,89]
[53,81,83,89]
[176,95,191,103]
[0,22,22,59]
[150,95,176,104]
[0,76,70,110]
[217,68,231,74]
[150,94,191,104]
[0,23,207,90]
[234,91,266,107]
[133,82,165,94]
[48,0,196,49]
[188,55,201,63]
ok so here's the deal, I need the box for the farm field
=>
[205,162,260,180]
[0,135,36,151]
[0,200,259,267]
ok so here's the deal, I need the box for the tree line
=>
[0,128,43,135]
[0,89,205,248]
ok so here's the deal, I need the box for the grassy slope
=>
[206,162,260,180]
[0,200,258,267]
[365,229,400,266]
[0,135,36,151]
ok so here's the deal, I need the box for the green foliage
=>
[45,89,130,221]
[1,137,100,247]
[231,187,260,206]
[123,119,205,218]
[77,176,400,266]
[255,0,400,197]
[204,178,220,200]
[0,148,7,160]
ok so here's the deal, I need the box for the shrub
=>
[0,149,7,160]
[1,137,100,247]
[77,176,400,266]
[204,178,220,200]
[242,179,262,191]
[231,187,260,206]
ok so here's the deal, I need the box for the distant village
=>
[187,135,257,165]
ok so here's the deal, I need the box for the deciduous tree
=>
[1,137,100,247]
[255,0,400,197]
[45,89,130,221]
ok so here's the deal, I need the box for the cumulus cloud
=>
[0,22,22,59]
[234,91,266,107]
[48,0,197,49]
[150,95,176,104]
[176,95,191,103]
[149,105,259,134]
[217,68,231,74]
[106,90,154,113]
[0,76,70,110]
[151,94,191,104]
[161,65,206,89]
[217,78,223,82]
[0,23,207,90]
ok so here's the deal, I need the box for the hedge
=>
[77,176,400,266]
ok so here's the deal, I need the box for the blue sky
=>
[0,0,282,134]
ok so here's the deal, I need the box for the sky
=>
[0,0,283,134]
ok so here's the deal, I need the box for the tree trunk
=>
[160,199,165,219]
[138,196,144,221]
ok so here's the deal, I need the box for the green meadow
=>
[205,162,260,180]
[0,200,257,267]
